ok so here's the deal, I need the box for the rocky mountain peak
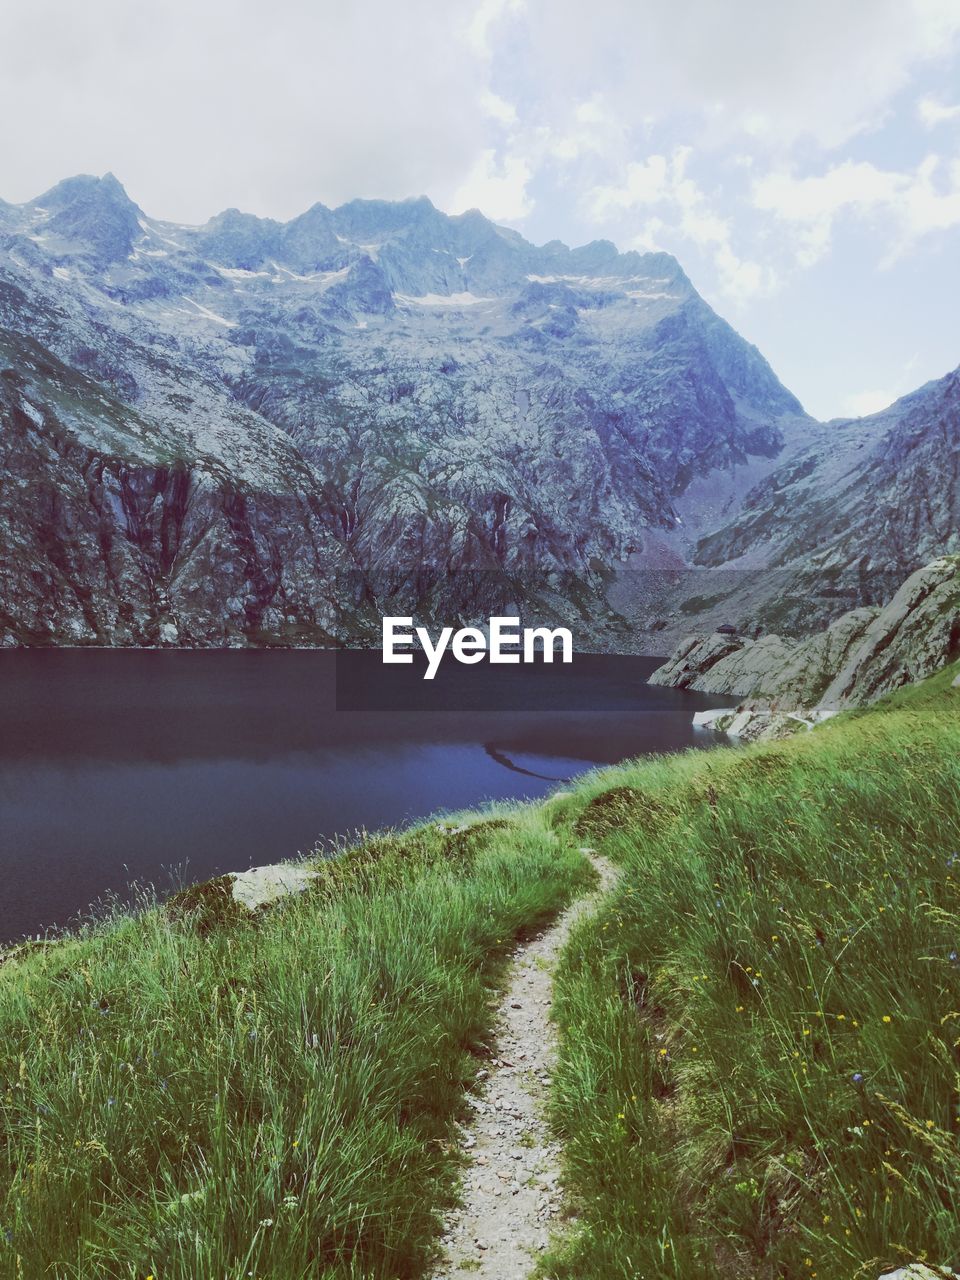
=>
[197,208,284,270]
[32,171,134,211]
[331,194,439,241]
[280,203,339,272]
[29,172,142,263]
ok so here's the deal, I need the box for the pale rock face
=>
[878,1267,959,1280]
[692,707,735,728]
[229,863,318,911]
[650,557,960,734]
[654,631,798,698]
[819,556,960,704]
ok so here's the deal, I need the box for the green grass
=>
[0,814,592,1279]
[541,661,960,1279]
[3,663,959,1278]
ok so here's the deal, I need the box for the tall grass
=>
[0,813,592,1279]
[4,665,958,1278]
[543,664,960,1278]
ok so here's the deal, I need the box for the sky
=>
[1,0,958,419]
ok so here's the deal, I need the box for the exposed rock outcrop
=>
[650,557,960,737]
[879,1267,959,1280]
[229,863,319,911]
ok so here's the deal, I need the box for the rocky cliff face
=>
[613,366,960,650]
[649,557,960,736]
[0,316,353,645]
[695,368,960,575]
[0,174,807,645]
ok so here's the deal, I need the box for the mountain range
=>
[0,173,956,648]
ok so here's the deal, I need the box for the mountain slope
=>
[0,174,807,645]
[609,368,960,650]
[696,365,960,573]
[0,302,352,645]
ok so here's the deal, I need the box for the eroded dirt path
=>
[435,851,618,1279]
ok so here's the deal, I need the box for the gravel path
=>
[435,850,618,1279]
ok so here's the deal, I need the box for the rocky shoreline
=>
[650,556,960,740]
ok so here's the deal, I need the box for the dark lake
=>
[0,650,731,943]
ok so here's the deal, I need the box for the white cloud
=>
[464,0,525,57]
[480,90,519,126]
[543,96,627,164]
[628,217,669,252]
[591,147,776,299]
[752,155,960,264]
[449,148,533,220]
[0,0,495,222]
[752,161,903,265]
[897,155,960,241]
[590,155,670,214]
[917,95,960,126]
[504,0,960,152]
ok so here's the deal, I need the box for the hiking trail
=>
[435,850,618,1278]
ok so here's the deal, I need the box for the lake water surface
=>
[0,651,730,942]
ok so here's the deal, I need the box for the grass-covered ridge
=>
[0,815,592,1279]
[543,662,960,1279]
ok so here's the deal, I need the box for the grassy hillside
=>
[0,820,592,1279]
[1,664,958,1278]
[543,663,960,1279]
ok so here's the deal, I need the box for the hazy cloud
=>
[491,0,960,151]
[589,148,776,299]
[0,0,491,222]
[450,148,533,220]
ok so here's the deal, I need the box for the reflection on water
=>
[0,651,730,941]
[481,743,571,782]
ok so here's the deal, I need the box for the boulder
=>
[692,708,736,728]
[879,1266,959,1280]
[229,863,318,911]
